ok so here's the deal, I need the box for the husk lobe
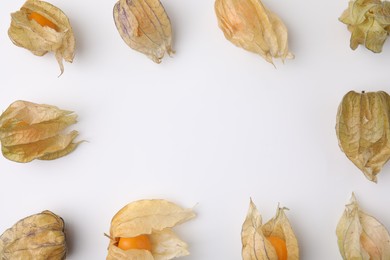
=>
[241,199,299,260]
[107,199,195,260]
[113,0,173,63]
[0,210,66,260]
[8,0,75,74]
[336,194,390,260]
[0,100,81,163]
[214,0,293,64]
[336,90,390,182]
[339,0,390,53]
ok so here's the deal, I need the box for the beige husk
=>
[339,0,390,53]
[107,199,195,260]
[113,0,173,63]
[335,91,390,182]
[336,193,390,259]
[214,0,293,64]
[0,210,66,260]
[241,199,299,260]
[8,0,75,75]
[0,100,81,163]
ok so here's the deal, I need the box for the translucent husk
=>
[214,0,294,64]
[339,0,390,53]
[0,210,66,260]
[106,199,195,260]
[335,90,390,182]
[113,0,173,63]
[336,193,390,260]
[8,0,75,75]
[241,199,299,260]
[0,100,81,163]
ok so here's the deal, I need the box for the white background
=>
[1,0,390,259]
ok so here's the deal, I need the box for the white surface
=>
[1,0,390,259]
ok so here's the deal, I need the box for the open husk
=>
[8,0,75,75]
[242,199,299,260]
[107,199,195,260]
[0,210,66,260]
[336,193,390,259]
[0,100,81,163]
[336,90,390,182]
[215,0,293,64]
[113,0,173,63]
[339,0,390,53]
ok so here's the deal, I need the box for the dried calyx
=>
[0,100,81,163]
[215,0,293,64]
[241,199,299,260]
[106,199,195,260]
[336,90,390,182]
[339,0,390,53]
[8,0,75,75]
[0,210,66,260]
[113,0,173,63]
[336,193,390,259]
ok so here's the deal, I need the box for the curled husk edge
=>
[339,0,390,53]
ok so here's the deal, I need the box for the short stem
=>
[104,233,115,241]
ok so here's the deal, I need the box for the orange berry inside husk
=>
[266,236,287,260]
[28,12,58,31]
[117,234,152,251]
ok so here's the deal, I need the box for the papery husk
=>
[113,0,173,63]
[107,199,195,260]
[8,0,75,75]
[241,199,299,260]
[336,90,390,182]
[336,193,390,260]
[0,100,81,163]
[339,0,390,53]
[215,0,294,64]
[0,210,66,260]
[108,246,154,260]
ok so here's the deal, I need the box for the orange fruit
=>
[28,12,58,31]
[117,234,152,251]
[266,236,287,260]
